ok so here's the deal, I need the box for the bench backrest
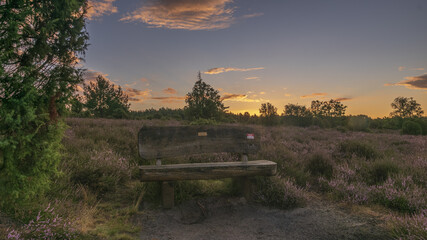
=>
[138,125,260,161]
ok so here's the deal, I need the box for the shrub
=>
[371,177,425,213]
[305,154,334,179]
[253,177,307,209]
[281,165,310,187]
[389,210,427,240]
[347,115,370,132]
[338,140,379,160]
[411,118,427,135]
[336,126,348,133]
[69,149,131,195]
[189,118,219,125]
[7,203,76,240]
[366,160,399,185]
[401,120,422,135]
[281,116,313,127]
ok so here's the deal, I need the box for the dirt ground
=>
[134,197,391,240]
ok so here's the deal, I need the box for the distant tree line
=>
[69,73,426,136]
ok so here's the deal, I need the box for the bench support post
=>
[162,181,174,209]
[235,176,252,201]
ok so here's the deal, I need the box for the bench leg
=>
[162,181,174,209]
[235,177,252,201]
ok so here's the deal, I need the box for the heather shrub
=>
[336,126,348,133]
[7,203,76,240]
[401,120,422,135]
[69,149,132,195]
[389,210,427,240]
[371,176,426,213]
[337,140,379,160]
[365,160,399,185]
[327,178,370,204]
[305,153,334,179]
[253,177,307,209]
[282,164,309,187]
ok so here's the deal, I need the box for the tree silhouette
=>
[283,104,311,117]
[259,102,278,125]
[185,72,225,120]
[390,97,424,118]
[84,75,130,118]
[311,99,346,117]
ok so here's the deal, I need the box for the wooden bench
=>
[138,125,277,208]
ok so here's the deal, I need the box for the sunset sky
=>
[82,0,427,117]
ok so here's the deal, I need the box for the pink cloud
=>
[300,93,328,99]
[120,0,234,30]
[86,0,118,20]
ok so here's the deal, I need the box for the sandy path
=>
[135,197,391,240]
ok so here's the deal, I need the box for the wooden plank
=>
[140,160,277,181]
[138,125,260,161]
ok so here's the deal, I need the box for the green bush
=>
[338,140,379,160]
[402,120,422,135]
[411,118,427,135]
[281,164,310,187]
[305,154,334,179]
[366,160,399,185]
[69,150,131,195]
[347,115,370,131]
[401,120,422,135]
[253,177,307,209]
[189,118,219,125]
[281,116,313,127]
[336,126,348,133]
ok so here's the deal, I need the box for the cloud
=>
[83,70,110,84]
[87,0,118,20]
[241,12,264,19]
[300,93,328,99]
[124,87,152,102]
[204,67,264,75]
[163,87,177,94]
[221,93,266,102]
[120,0,235,30]
[259,91,266,95]
[128,97,143,102]
[150,96,186,103]
[245,76,260,80]
[140,78,148,83]
[398,66,425,71]
[151,96,185,100]
[385,74,427,90]
[334,97,353,101]
[221,93,246,100]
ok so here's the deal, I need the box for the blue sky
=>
[82,0,427,117]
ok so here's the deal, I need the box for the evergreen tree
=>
[0,0,88,208]
[83,75,130,118]
[185,72,225,120]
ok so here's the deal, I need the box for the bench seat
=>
[140,160,277,181]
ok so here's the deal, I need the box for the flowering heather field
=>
[258,125,426,239]
[3,118,426,239]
